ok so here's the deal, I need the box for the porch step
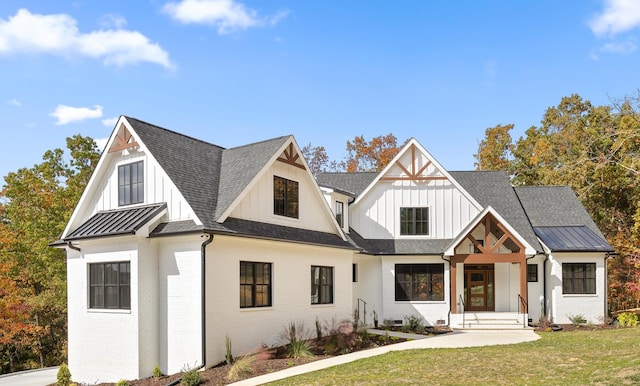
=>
[456,312,529,329]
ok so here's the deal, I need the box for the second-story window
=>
[118,161,144,206]
[335,201,344,227]
[400,207,429,235]
[274,176,299,218]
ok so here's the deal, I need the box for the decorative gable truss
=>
[380,144,448,182]
[109,123,139,153]
[277,142,306,170]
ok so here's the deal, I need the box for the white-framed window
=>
[400,207,429,235]
[240,261,272,308]
[89,262,130,309]
[311,265,334,305]
[118,161,144,206]
[335,201,344,227]
[274,176,299,218]
[562,263,596,294]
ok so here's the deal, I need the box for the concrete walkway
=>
[230,329,540,385]
[0,366,59,386]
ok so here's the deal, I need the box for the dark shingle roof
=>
[215,136,290,219]
[127,117,223,228]
[316,172,378,196]
[348,228,452,255]
[65,203,166,241]
[533,226,613,252]
[514,186,612,251]
[450,171,541,251]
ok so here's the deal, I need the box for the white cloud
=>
[99,14,127,29]
[590,0,640,37]
[50,104,103,126]
[102,116,119,127]
[162,0,288,34]
[7,98,21,106]
[94,137,109,151]
[601,39,637,54]
[0,9,173,69]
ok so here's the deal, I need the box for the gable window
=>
[240,261,272,308]
[274,176,299,218]
[562,263,596,294]
[311,265,334,304]
[118,161,144,206]
[335,201,344,227]
[395,264,444,301]
[527,264,538,282]
[89,262,130,309]
[400,207,429,235]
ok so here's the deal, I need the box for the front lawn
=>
[271,327,640,385]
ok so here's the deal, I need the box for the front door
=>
[464,265,494,311]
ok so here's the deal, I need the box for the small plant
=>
[115,380,129,386]
[617,312,639,327]
[382,318,394,330]
[284,321,313,358]
[373,309,379,328]
[567,314,587,326]
[180,363,201,386]
[57,363,72,386]
[153,364,162,379]
[315,316,323,339]
[225,334,233,365]
[324,333,339,354]
[404,314,425,332]
[353,308,360,331]
[227,352,256,381]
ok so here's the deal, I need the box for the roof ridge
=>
[124,115,226,151]
[224,135,291,151]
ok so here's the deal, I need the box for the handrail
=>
[459,294,466,328]
[357,298,367,326]
[517,294,528,327]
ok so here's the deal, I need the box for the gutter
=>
[200,232,214,369]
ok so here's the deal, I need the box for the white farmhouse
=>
[55,116,613,383]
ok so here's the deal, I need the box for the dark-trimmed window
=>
[400,207,429,235]
[311,266,334,304]
[274,176,298,218]
[89,262,130,309]
[335,201,344,227]
[562,263,596,294]
[527,264,538,282]
[118,161,144,206]
[395,264,444,301]
[240,261,272,308]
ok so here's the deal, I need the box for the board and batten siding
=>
[351,179,480,239]
[89,149,198,223]
[230,160,337,233]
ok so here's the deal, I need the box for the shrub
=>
[567,314,587,326]
[57,363,72,386]
[227,352,256,381]
[315,316,322,339]
[225,334,233,365]
[285,321,313,358]
[115,380,129,386]
[180,363,201,386]
[352,309,360,331]
[153,364,162,379]
[404,314,425,332]
[382,319,394,330]
[617,312,639,327]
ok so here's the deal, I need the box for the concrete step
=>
[455,312,529,329]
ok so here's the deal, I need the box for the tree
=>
[474,124,514,171]
[301,143,330,177]
[345,133,402,172]
[0,135,100,373]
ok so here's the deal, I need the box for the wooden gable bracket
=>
[277,143,306,170]
[380,145,448,181]
[109,124,139,153]
[464,214,524,254]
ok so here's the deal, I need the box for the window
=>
[352,263,358,283]
[527,264,538,282]
[335,201,344,227]
[240,261,272,308]
[395,264,444,301]
[311,266,334,304]
[562,263,596,294]
[89,262,130,309]
[118,161,144,206]
[274,176,299,218]
[400,208,429,235]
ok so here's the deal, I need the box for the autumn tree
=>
[345,133,402,172]
[0,135,100,373]
[474,124,514,171]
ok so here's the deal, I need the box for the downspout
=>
[440,253,451,326]
[542,253,549,318]
[524,254,537,319]
[200,232,214,369]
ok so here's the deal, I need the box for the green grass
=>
[270,328,640,385]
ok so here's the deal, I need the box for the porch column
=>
[450,262,457,314]
[519,257,527,313]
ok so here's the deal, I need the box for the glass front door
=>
[464,265,494,311]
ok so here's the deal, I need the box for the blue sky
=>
[1,0,640,180]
